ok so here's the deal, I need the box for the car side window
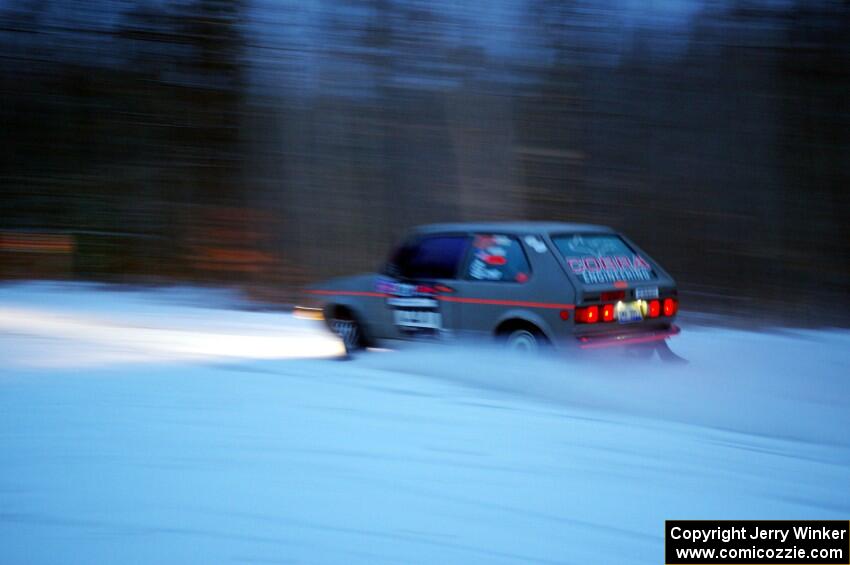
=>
[386,235,470,280]
[466,234,531,283]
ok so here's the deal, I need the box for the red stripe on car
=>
[306,290,389,298]
[437,296,575,310]
[307,290,575,310]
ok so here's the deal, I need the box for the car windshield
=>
[551,233,656,284]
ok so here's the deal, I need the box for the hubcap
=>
[332,319,360,349]
[506,330,538,353]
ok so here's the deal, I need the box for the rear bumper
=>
[575,324,680,350]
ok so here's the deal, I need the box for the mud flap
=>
[656,340,688,363]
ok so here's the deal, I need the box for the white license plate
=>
[393,309,442,329]
[617,301,644,324]
[635,286,659,300]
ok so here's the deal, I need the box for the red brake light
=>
[663,298,678,316]
[601,303,615,322]
[576,305,599,324]
[647,299,661,318]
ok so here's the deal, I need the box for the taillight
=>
[647,299,661,318]
[601,303,615,322]
[575,305,599,324]
[663,297,678,316]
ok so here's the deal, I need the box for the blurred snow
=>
[0,282,848,564]
[0,281,345,366]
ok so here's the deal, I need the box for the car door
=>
[381,233,470,340]
[448,233,535,338]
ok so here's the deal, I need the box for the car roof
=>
[413,221,615,235]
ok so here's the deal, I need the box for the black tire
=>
[329,314,365,353]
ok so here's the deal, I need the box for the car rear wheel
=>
[504,328,543,354]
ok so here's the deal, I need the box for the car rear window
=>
[551,233,656,284]
[465,234,531,283]
[387,235,469,280]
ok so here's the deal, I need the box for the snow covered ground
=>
[1,282,849,564]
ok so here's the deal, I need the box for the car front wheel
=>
[330,316,364,352]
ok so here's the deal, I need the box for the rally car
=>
[296,222,680,355]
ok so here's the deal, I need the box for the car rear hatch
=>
[547,232,679,339]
